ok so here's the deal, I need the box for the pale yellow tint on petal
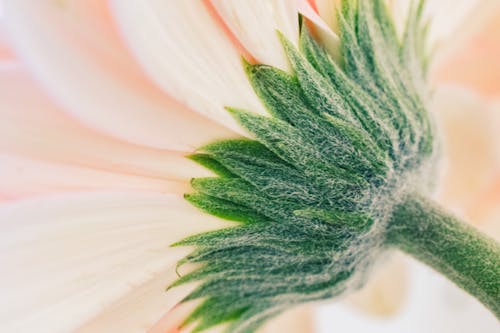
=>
[299,0,341,62]
[75,267,199,333]
[314,0,341,34]
[438,97,500,239]
[347,254,408,317]
[210,0,299,71]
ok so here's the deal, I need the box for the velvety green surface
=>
[173,1,441,331]
[388,194,500,319]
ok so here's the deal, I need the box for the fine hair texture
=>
[174,0,437,332]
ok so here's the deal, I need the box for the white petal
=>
[110,0,268,134]
[0,154,190,199]
[75,267,198,333]
[298,0,341,61]
[209,0,299,70]
[2,0,234,149]
[0,191,231,333]
[0,66,212,181]
[259,305,314,333]
[346,253,408,316]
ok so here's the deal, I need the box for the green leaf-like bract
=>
[175,1,436,331]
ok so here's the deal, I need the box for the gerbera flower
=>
[0,1,499,332]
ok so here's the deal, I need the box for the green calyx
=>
[173,0,437,332]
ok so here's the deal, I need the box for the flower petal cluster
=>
[174,1,438,331]
[0,0,498,332]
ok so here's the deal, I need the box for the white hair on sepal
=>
[174,1,439,332]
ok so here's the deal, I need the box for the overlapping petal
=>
[75,268,197,333]
[110,0,268,135]
[2,0,234,149]
[0,154,189,199]
[298,0,341,61]
[0,192,230,333]
[0,66,223,200]
[1,0,499,332]
[313,0,341,33]
[208,0,299,70]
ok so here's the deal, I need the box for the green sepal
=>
[294,208,373,233]
[187,153,236,178]
[184,193,268,224]
[278,31,353,122]
[174,1,437,332]
[243,63,387,180]
[227,107,368,186]
[183,298,249,333]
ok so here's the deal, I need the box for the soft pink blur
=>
[434,9,500,99]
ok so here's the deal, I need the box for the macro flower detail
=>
[170,2,439,331]
[1,0,499,332]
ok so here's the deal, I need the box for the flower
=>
[0,1,322,331]
[0,0,499,332]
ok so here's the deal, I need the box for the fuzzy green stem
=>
[387,194,500,318]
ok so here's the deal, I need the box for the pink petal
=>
[0,66,213,182]
[313,0,341,32]
[110,0,268,135]
[0,23,15,62]
[433,6,500,98]
[75,269,199,333]
[0,154,190,199]
[148,301,202,333]
[2,0,235,149]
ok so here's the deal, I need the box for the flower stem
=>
[386,194,500,318]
